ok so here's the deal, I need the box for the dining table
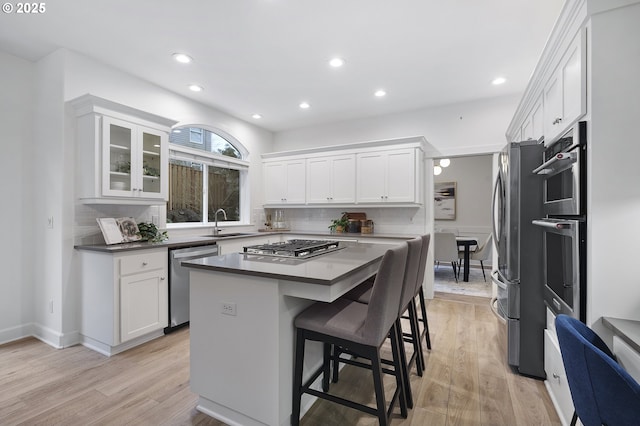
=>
[456,236,478,282]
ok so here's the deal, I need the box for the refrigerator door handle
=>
[491,172,503,249]
[491,270,506,290]
[493,269,519,287]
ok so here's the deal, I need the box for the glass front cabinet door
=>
[102,117,168,200]
[71,94,176,204]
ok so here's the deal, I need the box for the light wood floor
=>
[0,293,560,426]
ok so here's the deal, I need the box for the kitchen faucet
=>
[213,208,227,236]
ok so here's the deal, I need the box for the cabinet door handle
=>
[552,117,563,125]
[160,277,165,280]
[142,262,148,266]
[552,373,560,380]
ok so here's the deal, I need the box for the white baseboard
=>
[0,322,81,349]
[0,323,35,345]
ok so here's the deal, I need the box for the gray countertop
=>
[74,230,416,253]
[602,317,640,354]
[182,241,396,285]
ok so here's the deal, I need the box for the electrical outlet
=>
[221,302,237,316]
[47,216,54,229]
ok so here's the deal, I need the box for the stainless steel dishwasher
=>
[166,244,218,333]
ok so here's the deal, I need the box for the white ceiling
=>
[0,0,564,132]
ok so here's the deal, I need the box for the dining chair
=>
[434,232,459,282]
[291,244,409,425]
[459,234,493,281]
[555,314,640,426]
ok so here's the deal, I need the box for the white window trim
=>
[169,144,249,170]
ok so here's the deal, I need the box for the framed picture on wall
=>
[434,181,456,220]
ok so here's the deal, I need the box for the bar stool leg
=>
[291,329,305,426]
[395,318,413,409]
[390,322,408,418]
[408,300,425,374]
[419,287,432,350]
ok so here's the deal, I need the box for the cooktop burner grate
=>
[243,239,341,258]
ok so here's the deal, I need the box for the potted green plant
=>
[328,213,349,233]
[137,222,168,242]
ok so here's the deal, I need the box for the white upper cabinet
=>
[102,117,167,199]
[263,159,306,205]
[521,96,544,142]
[70,94,177,204]
[306,154,356,204]
[543,29,586,145]
[262,137,425,207]
[356,148,419,204]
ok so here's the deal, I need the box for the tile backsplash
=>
[74,202,162,245]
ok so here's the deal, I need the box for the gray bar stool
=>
[291,244,409,426]
[338,237,423,408]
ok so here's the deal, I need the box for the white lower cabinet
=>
[544,309,575,426]
[79,247,168,356]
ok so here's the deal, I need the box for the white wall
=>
[434,154,493,240]
[0,51,35,344]
[0,47,275,346]
[273,94,519,156]
[587,4,640,331]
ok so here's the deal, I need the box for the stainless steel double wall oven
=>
[533,121,587,321]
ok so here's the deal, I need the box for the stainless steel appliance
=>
[532,218,586,321]
[166,244,219,333]
[532,121,588,322]
[534,121,587,216]
[243,239,342,258]
[492,140,546,378]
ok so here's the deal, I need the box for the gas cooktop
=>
[243,239,342,258]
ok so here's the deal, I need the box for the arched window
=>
[167,126,249,226]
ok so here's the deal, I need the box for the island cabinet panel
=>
[70,94,177,205]
[263,159,306,205]
[306,154,356,204]
[78,247,168,356]
[356,148,419,204]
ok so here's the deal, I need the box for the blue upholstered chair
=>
[555,314,640,426]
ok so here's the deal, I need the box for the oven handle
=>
[532,219,575,230]
[532,151,577,176]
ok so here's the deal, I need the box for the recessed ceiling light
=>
[329,57,345,68]
[173,53,193,64]
[252,114,262,119]
[189,84,203,92]
[492,77,506,85]
[374,89,387,97]
[299,102,310,109]
[439,158,450,168]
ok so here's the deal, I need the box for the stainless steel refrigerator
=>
[491,140,546,379]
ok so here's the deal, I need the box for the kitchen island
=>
[183,241,397,426]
